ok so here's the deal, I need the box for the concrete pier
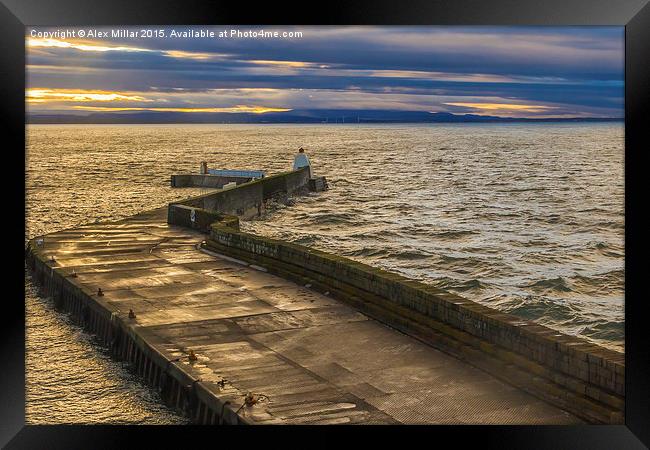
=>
[26,207,582,424]
[25,167,624,425]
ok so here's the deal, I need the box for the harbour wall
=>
[202,220,624,424]
[25,166,624,425]
[169,167,310,220]
[164,166,624,424]
[25,247,247,425]
[170,174,253,188]
[24,167,315,425]
[167,204,240,233]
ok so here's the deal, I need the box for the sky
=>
[26,26,624,119]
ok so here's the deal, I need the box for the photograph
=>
[23,24,626,425]
[2,0,648,447]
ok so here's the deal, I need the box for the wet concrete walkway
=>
[36,207,582,424]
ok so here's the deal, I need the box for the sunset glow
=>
[25,26,624,120]
[164,50,223,60]
[27,38,149,53]
[443,102,556,113]
[26,88,150,103]
[248,60,328,69]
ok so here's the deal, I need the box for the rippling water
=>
[26,123,624,423]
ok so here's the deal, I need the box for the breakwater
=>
[204,221,624,423]
[171,174,253,188]
[25,210,251,425]
[25,166,623,424]
[171,168,312,220]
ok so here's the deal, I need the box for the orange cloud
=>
[26,88,150,103]
[27,38,150,53]
[443,102,556,113]
[163,50,226,60]
[28,38,224,61]
[248,59,328,69]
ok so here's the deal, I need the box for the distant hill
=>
[26,110,623,124]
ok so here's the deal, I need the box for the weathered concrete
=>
[26,166,622,424]
[309,176,328,192]
[205,221,625,424]
[170,167,311,220]
[26,207,582,425]
[171,174,253,188]
[167,204,239,233]
[163,167,624,424]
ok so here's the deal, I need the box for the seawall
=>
[25,166,623,424]
[24,206,582,424]
[169,167,311,220]
[165,167,624,424]
[171,174,254,188]
[203,220,624,424]
[25,211,248,425]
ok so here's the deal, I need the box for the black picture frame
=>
[3,0,649,448]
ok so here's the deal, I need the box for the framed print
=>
[2,0,649,448]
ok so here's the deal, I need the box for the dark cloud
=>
[26,26,624,118]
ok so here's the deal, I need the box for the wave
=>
[347,247,434,261]
[519,269,624,297]
[475,211,522,220]
[306,212,359,226]
[433,277,488,292]
[593,220,625,230]
[521,252,568,265]
[347,229,403,240]
[437,254,505,274]
[391,249,435,260]
[523,276,573,293]
[500,187,547,193]
[499,296,581,322]
[497,295,624,347]
[429,229,478,239]
[571,269,624,295]
[580,320,624,342]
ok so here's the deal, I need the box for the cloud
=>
[443,102,556,113]
[163,50,228,60]
[247,60,329,69]
[28,37,231,61]
[26,88,150,103]
[27,37,150,53]
[25,26,624,118]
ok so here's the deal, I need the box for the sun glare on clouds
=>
[27,38,150,53]
[26,88,150,103]
[28,38,227,61]
[444,102,557,114]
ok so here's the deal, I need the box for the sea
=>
[25,122,624,424]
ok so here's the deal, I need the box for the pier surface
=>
[32,207,581,424]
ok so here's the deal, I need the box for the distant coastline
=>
[26,110,623,125]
